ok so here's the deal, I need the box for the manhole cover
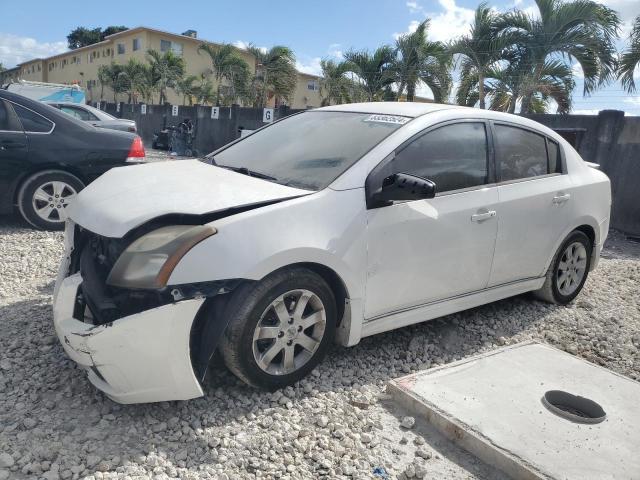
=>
[542,390,606,424]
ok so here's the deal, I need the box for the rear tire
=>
[220,267,336,389]
[533,230,592,305]
[17,170,84,230]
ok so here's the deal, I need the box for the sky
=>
[1,0,639,114]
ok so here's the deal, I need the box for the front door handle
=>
[553,193,571,204]
[471,210,497,222]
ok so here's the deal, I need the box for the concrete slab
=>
[388,342,640,480]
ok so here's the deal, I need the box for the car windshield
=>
[209,111,408,190]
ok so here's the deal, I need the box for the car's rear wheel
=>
[17,170,84,230]
[533,230,592,305]
[220,267,336,389]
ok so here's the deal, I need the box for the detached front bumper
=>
[53,273,205,404]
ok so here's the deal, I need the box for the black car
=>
[0,90,146,230]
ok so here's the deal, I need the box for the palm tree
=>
[146,49,185,104]
[97,64,111,100]
[343,46,395,101]
[175,74,199,105]
[458,59,574,113]
[319,59,350,105]
[393,20,451,103]
[449,4,508,109]
[247,45,297,107]
[619,15,640,92]
[120,59,152,104]
[198,43,251,105]
[496,0,620,113]
[195,76,216,105]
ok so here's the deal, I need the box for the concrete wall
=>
[102,102,301,154]
[524,110,640,236]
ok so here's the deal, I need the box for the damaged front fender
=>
[53,273,206,404]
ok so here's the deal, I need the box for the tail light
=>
[126,136,146,163]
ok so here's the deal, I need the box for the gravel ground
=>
[0,217,639,480]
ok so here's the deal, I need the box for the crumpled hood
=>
[68,160,310,237]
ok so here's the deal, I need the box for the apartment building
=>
[14,27,322,109]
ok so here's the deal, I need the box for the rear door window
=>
[547,139,562,174]
[12,103,54,133]
[494,125,551,181]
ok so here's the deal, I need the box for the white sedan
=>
[53,102,611,403]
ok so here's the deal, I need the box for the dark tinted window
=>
[495,125,548,181]
[391,122,488,193]
[12,103,54,133]
[0,101,22,132]
[547,139,561,174]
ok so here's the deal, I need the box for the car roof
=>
[316,102,461,117]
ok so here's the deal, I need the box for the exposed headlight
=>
[106,225,217,289]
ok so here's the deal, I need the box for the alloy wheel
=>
[31,181,77,223]
[556,241,588,296]
[252,289,327,375]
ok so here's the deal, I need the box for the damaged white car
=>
[53,103,611,404]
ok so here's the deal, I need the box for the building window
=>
[307,80,319,91]
[160,39,183,55]
[117,43,125,55]
[37,64,41,71]
[133,38,141,51]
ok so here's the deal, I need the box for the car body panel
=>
[365,186,500,319]
[53,102,612,403]
[53,273,205,404]
[67,159,312,238]
[490,174,574,286]
[0,90,139,214]
[47,102,137,133]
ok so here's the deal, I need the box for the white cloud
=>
[296,57,322,76]
[233,40,266,53]
[393,20,422,40]
[0,33,66,68]
[624,96,640,106]
[327,43,344,60]
[572,63,584,79]
[397,0,475,42]
[406,1,425,15]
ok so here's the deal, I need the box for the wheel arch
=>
[188,261,354,383]
[543,218,600,275]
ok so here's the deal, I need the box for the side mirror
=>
[378,173,436,204]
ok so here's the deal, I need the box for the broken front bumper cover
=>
[53,273,205,404]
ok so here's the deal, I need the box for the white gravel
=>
[1,216,639,480]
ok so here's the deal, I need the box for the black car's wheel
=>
[220,267,336,389]
[533,230,592,305]
[17,170,84,230]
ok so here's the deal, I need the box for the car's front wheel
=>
[534,230,592,305]
[17,170,84,230]
[220,267,336,389]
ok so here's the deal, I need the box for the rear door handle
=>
[553,193,571,204]
[471,210,497,222]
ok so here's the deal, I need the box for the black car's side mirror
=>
[377,173,436,204]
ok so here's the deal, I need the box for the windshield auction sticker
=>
[363,114,410,125]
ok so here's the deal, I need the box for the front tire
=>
[220,267,336,389]
[17,170,84,230]
[533,230,592,305]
